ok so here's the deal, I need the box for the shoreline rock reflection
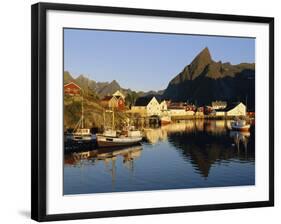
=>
[143,121,255,178]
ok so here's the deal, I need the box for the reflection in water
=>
[64,120,255,195]
[65,144,142,171]
[65,145,142,192]
[143,120,234,144]
[229,131,250,152]
[166,123,254,178]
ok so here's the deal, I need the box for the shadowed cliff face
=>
[188,47,213,80]
[163,47,255,109]
[170,47,212,84]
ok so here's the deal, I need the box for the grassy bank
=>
[64,95,130,132]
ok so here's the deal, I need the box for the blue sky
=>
[64,28,255,92]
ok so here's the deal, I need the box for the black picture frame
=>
[31,2,274,222]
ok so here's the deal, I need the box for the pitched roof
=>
[113,90,125,98]
[135,96,159,106]
[64,81,81,89]
[216,102,244,112]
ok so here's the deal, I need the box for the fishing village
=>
[63,78,255,192]
[64,79,254,152]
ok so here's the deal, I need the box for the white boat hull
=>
[72,135,95,142]
[96,134,142,147]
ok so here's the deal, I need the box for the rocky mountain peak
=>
[163,47,255,109]
[194,47,212,63]
[188,47,212,80]
[111,80,119,85]
[169,47,213,84]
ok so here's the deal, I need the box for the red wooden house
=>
[64,82,81,95]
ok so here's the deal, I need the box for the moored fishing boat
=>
[96,129,142,147]
[97,109,142,147]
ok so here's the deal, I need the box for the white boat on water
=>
[96,130,142,147]
[230,119,250,132]
[96,110,142,147]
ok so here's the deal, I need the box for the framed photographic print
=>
[31,2,274,222]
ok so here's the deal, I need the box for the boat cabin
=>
[73,128,91,135]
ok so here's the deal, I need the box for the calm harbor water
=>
[64,120,255,195]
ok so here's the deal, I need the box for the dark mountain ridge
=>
[163,47,255,109]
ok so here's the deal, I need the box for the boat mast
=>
[112,109,115,130]
[104,109,115,130]
[72,89,85,133]
[103,109,106,128]
[81,95,84,128]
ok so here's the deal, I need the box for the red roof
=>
[64,82,81,89]
[64,82,81,95]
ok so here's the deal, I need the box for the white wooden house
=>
[215,102,246,117]
[226,102,246,116]
[131,97,161,116]
[160,100,168,111]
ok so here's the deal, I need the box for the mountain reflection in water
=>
[64,120,255,195]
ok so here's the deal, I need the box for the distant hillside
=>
[97,80,122,97]
[64,72,124,98]
[137,90,164,98]
[64,71,74,84]
[64,72,160,99]
[163,47,255,109]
